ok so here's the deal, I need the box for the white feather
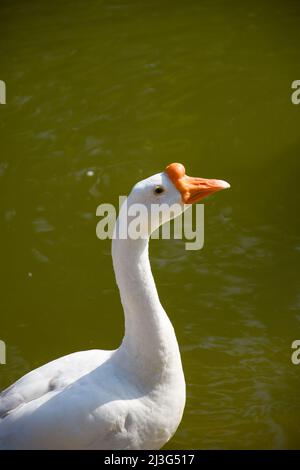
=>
[0,171,186,449]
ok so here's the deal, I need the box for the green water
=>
[1,0,300,449]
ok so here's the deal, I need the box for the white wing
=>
[0,349,132,449]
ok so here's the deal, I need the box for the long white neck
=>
[112,216,184,389]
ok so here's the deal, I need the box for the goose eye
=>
[154,185,165,194]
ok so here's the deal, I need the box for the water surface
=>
[1,0,300,449]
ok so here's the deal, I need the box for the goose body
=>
[0,163,229,449]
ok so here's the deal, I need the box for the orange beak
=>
[166,162,230,204]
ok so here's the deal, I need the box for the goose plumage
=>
[0,163,229,449]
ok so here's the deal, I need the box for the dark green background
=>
[1,0,300,448]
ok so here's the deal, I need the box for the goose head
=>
[120,162,230,238]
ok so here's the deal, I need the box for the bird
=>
[0,162,230,449]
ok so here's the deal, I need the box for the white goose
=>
[0,163,229,449]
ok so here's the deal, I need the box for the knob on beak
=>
[165,163,230,204]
